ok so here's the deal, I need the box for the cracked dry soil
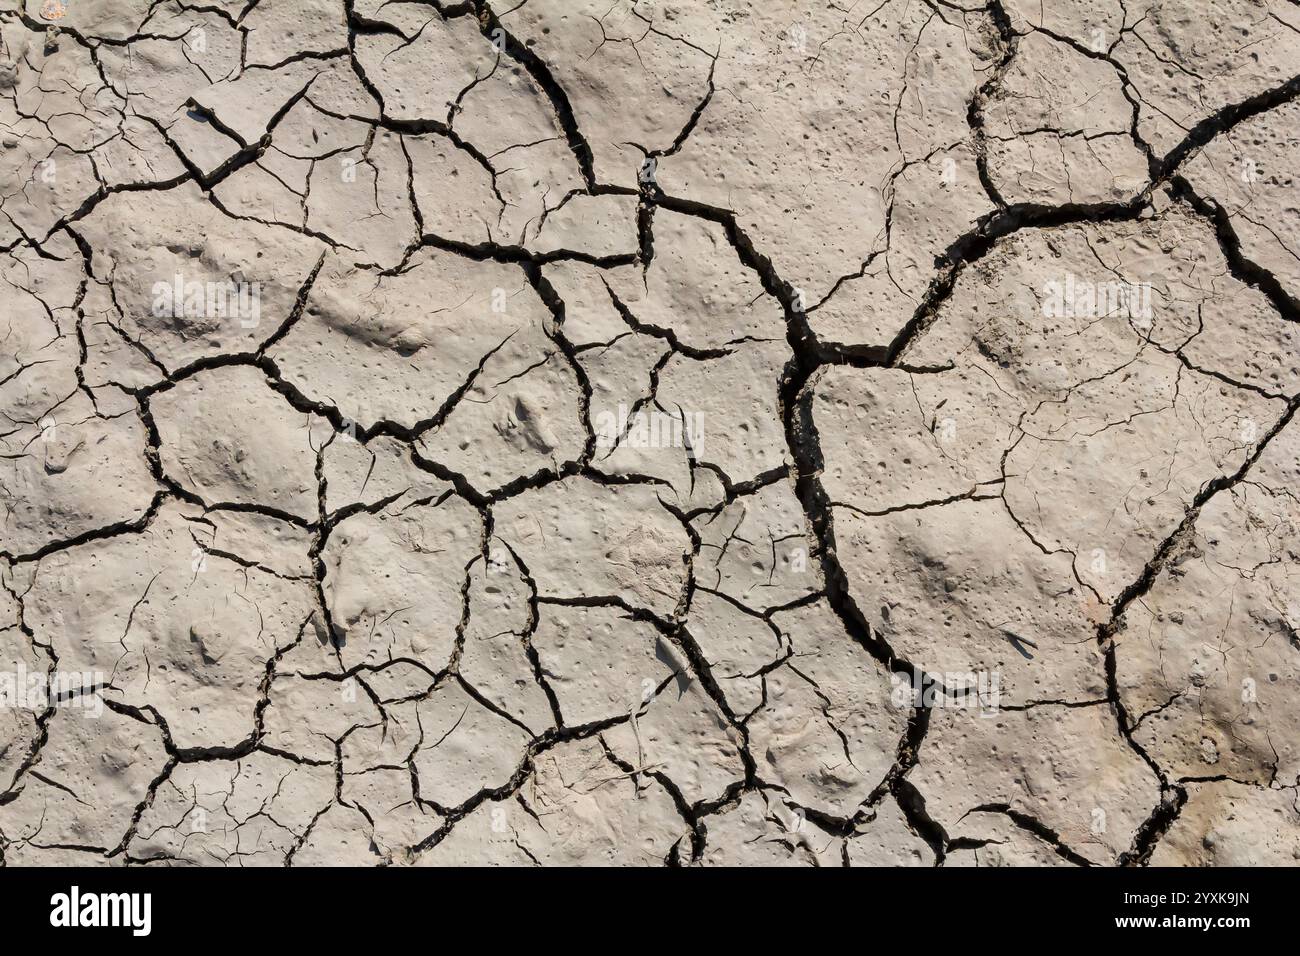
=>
[0,0,1298,869]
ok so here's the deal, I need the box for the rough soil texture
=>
[1,0,1298,867]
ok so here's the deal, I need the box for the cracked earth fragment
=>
[1,0,1298,868]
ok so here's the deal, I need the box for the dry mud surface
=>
[0,0,1298,868]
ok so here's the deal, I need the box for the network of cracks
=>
[1,0,1298,866]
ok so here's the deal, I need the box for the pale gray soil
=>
[1,0,1298,867]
